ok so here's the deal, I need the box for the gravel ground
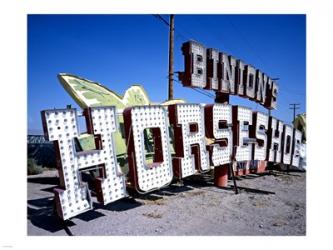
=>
[27,169,306,236]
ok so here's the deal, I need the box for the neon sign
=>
[179,41,278,109]
[40,41,303,220]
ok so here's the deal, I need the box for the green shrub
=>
[27,158,43,175]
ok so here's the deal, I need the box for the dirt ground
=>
[27,169,306,236]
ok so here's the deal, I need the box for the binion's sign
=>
[40,41,303,220]
[179,41,278,109]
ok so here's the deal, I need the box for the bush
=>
[28,158,43,175]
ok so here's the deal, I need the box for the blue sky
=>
[28,14,305,133]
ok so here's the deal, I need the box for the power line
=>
[154,15,274,103]
[174,79,215,99]
[190,17,306,109]
[289,103,300,123]
[279,88,305,97]
[193,15,267,68]
[153,15,229,101]
[191,87,215,99]
[153,14,169,27]
[172,17,199,42]
[192,17,234,56]
[225,16,267,68]
[153,14,188,41]
[153,14,216,101]
[154,13,216,103]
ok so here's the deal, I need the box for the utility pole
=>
[289,103,300,124]
[168,14,174,100]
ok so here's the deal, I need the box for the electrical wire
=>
[152,14,190,42]
[173,78,215,99]
[225,16,267,68]
[154,14,217,101]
